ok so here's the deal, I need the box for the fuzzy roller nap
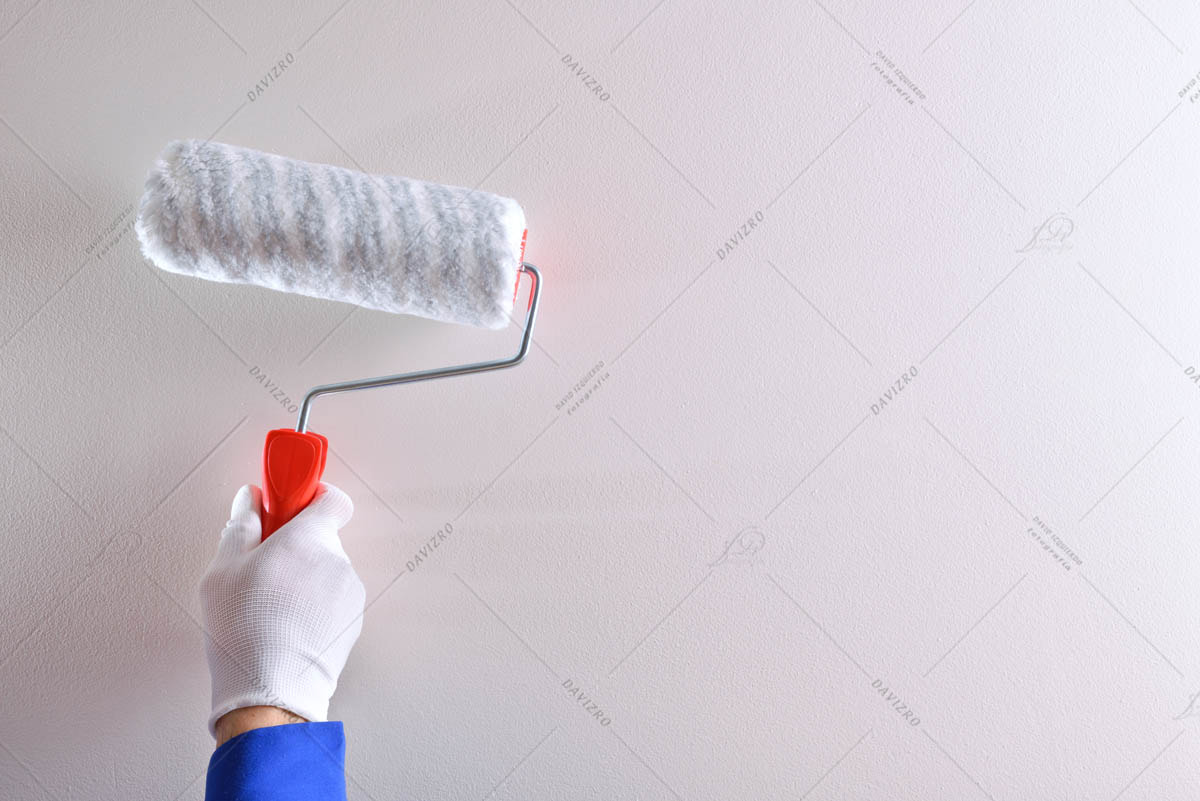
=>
[135,139,526,329]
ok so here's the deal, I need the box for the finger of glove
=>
[268,482,354,557]
[216,484,262,557]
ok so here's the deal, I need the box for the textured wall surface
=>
[2,1,1200,799]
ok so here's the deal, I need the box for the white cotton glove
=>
[199,483,365,737]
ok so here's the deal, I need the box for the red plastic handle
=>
[261,428,328,539]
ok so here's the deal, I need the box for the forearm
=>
[215,706,306,748]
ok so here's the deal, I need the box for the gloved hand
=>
[199,483,365,737]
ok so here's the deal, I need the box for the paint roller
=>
[135,139,542,537]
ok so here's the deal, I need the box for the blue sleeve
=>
[205,721,347,801]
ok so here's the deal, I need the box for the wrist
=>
[214,705,306,747]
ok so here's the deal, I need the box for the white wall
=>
[2,1,1199,798]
